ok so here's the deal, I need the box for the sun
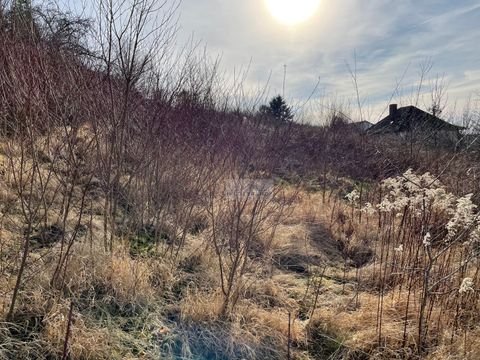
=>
[265,0,321,26]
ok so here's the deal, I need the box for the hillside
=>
[1,2,480,360]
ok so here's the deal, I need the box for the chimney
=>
[389,104,398,116]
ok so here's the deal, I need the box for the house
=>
[368,104,465,146]
[329,114,373,133]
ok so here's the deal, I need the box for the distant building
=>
[329,114,372,133]
[349,120,373,132]
[368,104,465,146]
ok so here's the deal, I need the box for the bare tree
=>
[90,0,179,251]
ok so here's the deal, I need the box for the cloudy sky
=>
[175,0,480,122]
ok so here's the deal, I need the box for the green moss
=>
[129,225,171,258]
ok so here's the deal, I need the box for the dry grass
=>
[42,301,112,359]
[426,327,480,360]
[179,289,225,322]
[1,157,479,359]
[313,291,416,352]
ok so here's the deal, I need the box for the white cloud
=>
[70,0,480,122]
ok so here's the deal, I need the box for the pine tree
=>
[260,95,293,122]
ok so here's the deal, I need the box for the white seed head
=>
[394,244,404,253]
[423,232,432,247]
[459,277,475,294]
[346,189,360,204]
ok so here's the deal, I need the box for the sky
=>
[176,0,480,123]
[67,0,480,124]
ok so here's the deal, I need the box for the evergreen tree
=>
[260,95,293,122]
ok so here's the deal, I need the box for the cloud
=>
[176,0,480,121]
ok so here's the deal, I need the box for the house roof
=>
[368,106,464,134]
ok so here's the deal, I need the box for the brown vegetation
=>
[0,1,479,359]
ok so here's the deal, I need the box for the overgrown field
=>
[1,1,480,359]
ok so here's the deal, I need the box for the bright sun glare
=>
[265,0,321,26]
